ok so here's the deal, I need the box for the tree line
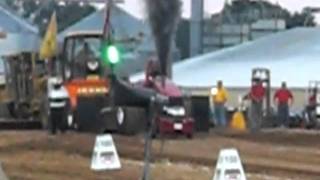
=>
[5,0,96,35]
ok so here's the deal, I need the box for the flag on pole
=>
[103,0,112,41]
[40,12,57,60]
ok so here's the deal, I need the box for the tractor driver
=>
[74,42,95,78]
[144,58,161,87]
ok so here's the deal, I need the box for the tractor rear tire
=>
[17,103,31,119]
[7,102,16,118]
[118,107,146,135]
[0,103,9,118]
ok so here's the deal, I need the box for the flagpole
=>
[104,0,115,74]
[103,0,112,41]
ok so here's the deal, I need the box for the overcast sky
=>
[116,0,320,23]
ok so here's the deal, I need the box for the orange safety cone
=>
[230,110,247,131]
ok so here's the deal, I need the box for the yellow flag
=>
[40,12,57,60]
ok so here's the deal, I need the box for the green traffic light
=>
[107,45,120,64]
[101,43,121,66]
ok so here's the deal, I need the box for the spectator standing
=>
[212,81,229,128]
[274,82,294,127]
[249,79,265,131]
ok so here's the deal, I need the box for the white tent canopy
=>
[0,33,39,56]
[131,27,320,88]
[0,5,39,56]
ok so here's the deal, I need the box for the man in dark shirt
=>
[305,88,317,127]
[274,82,294,127]
[249,79,265,132]
[308,88,317,108]
[75,42,95,78]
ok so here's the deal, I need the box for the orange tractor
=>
[48,31,121,133]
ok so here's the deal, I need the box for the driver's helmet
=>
[75,39,93,57]
[83,42,91,52]
[81,42,95,57]
[146,58,161,78]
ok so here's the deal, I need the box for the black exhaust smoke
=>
[145,0,182,77]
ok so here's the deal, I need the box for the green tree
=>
[286,12,316,28]
[5,0,96,35]
[55,2,95,32]
[225,0,316,28]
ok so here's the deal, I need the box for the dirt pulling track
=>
[0,129,320,180]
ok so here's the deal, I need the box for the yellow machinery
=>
[0,52,47,129]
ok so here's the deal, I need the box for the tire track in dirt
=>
[0,131,319,179]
